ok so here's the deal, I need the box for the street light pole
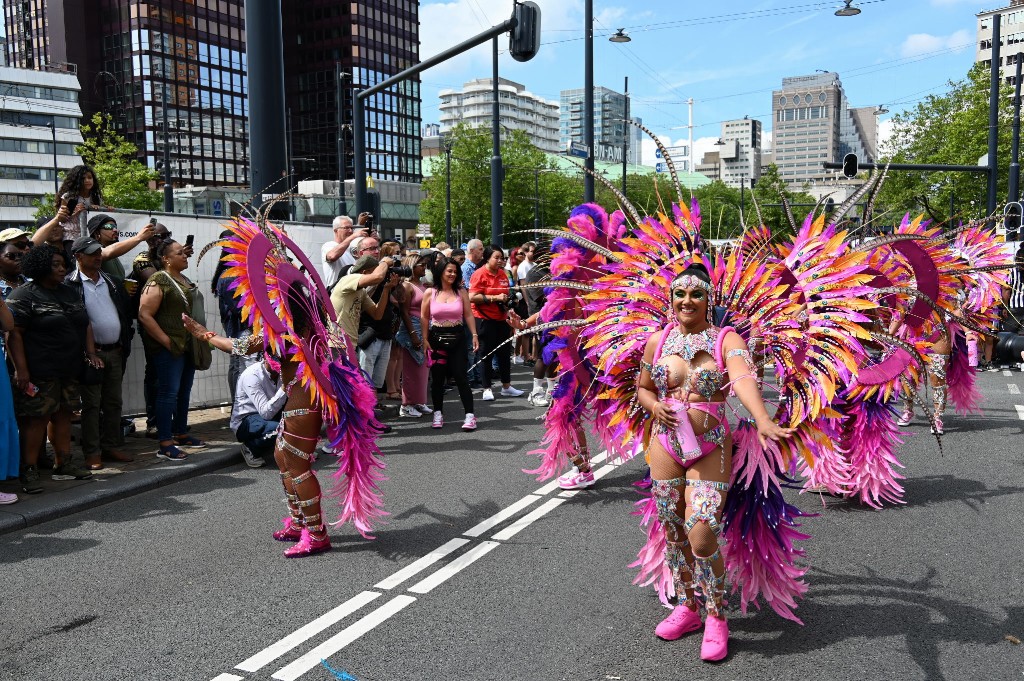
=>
[491,37,504,246]
[622,75,629,195]
[162,86,173,212]
[47,119,58,195]
[336,63,348,217]
[534,169,541,238]
[583,0,594,202]
[444,137,453,246]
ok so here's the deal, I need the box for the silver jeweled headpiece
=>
[669,273,713,295]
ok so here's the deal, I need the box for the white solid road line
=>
[1016,405,1024,420]
[408,541,502,594]
[592,464,619,481]
[374,538,471,590]
[491,498,567,541]
[463,494,542,538]
[210,675,244,681]
[235,590,381,673]
[1009,384,1021,395]
[271,596,418,681]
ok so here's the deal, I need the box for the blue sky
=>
[418,0,988,166]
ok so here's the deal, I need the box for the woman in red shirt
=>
[469,245,524,401]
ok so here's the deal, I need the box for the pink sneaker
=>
[654,604,702,640]
[462,413,477,431]
[931,418,944,435]
[896,410,913,427]
[700,614,729,661]
[557,467,595,490]
[432,411,444,429]
[273,516,303,542]
[283,528,332,558]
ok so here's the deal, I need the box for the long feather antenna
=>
[781,196,797,233]
[629,119,684,206]
[851,232,930,253]
[468,319,589,372]
[196,238,229,266]
[519,280,596,293]
[748,183,766,229]
[833,170,879,223]
[862,161,890,226]
[561,156,643,225]
[525,228,623,262]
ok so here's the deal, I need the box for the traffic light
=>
[1005,202,1022,242]
[509,1,541,63]
[366,188,382,230]
[842,153,859,178]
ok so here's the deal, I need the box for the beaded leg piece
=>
[929,353,949,434]
[683,479,730,618]
[285,470,332,558]
[274,471,304,542]
[652,476,703,641]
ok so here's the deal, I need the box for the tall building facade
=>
[439,77,559,153]
[976,1,1024,86]
[5,0,423,191]
[771,72,876,188]
[718,117,761,188]
[0,65,83,229]
[5,0,250,187]
[560,86,641,165]
[284,0,422,186]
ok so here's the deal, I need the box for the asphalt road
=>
[2,367,1023,681]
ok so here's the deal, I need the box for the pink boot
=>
[654,604,702,640]
[700,614,729,661]
[283,528,332,558]
[273,516,303,542]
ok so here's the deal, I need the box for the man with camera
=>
[86,214,154,283]
[322,212,373,288]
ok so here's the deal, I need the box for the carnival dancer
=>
[184,218,386,557]
[633,264,792,660]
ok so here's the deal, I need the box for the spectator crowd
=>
[4,165,1024,508]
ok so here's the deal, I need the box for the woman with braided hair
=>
[184,219,386,557]
[634,263,792,661]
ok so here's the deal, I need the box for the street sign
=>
[419,239,431,249]
[655,162,667,173]
[568,141,589,159]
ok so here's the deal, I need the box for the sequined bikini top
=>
[651,326,727,402]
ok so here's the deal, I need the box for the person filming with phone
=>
[55,165,106,258]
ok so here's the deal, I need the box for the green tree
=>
[420,124,573,245]
[876,63,1013,224]
[748,163,816,238]
[78,112,162,211]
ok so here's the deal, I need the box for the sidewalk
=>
[0,406,245,535]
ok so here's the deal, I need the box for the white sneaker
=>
[528,390,550,407]
[513,355,525,365]
[0,491,17,505]
[239,444,265,468]
[415,404,431,414]
[500,386,524,397]
[399,405,422,418]
[557,467,596,490]
[482,388,495,401]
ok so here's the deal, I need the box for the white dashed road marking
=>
[1008,384,1020,395]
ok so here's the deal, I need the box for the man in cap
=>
[86,214,154,283]
[65,236,135,468]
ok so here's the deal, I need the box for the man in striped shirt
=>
[1003,245,1024,334]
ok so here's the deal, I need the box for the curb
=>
[0,445,242,536]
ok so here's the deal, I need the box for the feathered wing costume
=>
[532,197,873,624]
[215,218,387,539]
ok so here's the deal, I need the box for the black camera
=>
[387,256,411,278]
[61,191,78,214]
[389,265,412,278]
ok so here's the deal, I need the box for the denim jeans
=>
[235,412,279,458]
[358,337,391,390]
[152,348,196,441]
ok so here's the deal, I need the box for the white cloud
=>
[877,118,897,156]
[899,29,972,59]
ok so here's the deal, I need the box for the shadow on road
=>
[737,565,1012,681]
[817,474,1024,514]
[0,472,256,564]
